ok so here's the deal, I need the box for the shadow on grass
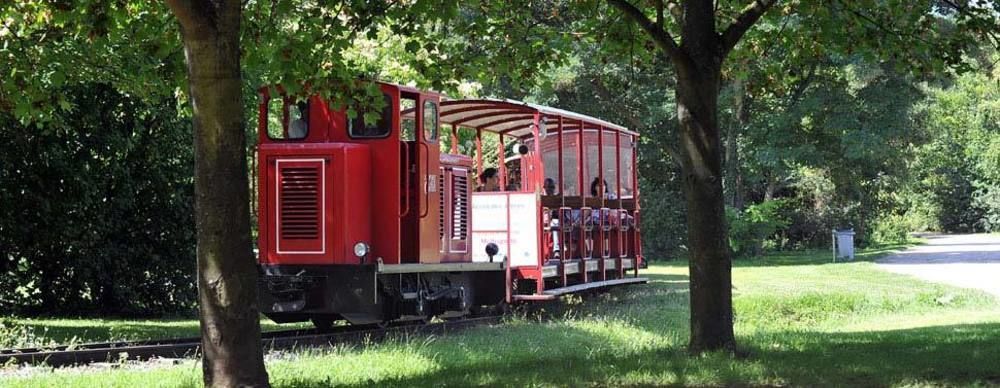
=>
[273,258,1000,387]
[647,243,916,269]
[278,321,1000,387]
[10,318,308,346]
[734,243,915,268]
[641,271,689,290]
[11,319,201,344]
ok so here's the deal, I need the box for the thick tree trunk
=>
[168,1,269,386]
[609,0,776,356]
[676,1,735,353]
[677,67,736,353]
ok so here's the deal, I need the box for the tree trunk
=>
[167,1,269,386]
[609,0,777,356]
[764,174,777,201]
[725,78,748,210]
[676,1,736,353]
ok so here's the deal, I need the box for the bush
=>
[870,214,910,245]
[0,84,196,316]
[973,185,1000,232]
[728,199,791,258]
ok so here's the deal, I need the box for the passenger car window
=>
[423,100,438,141]
[349,92,393,139]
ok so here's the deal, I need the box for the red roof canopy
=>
[407,98,636,139]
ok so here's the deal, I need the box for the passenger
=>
[543,178,557,196]
[591,178,634,230]
[543,177,561,261]
[590,178,617,200]
[505,169,521,191]
[477,167,500,192]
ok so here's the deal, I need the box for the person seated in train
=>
[505,169,521,191]
[477,167,500,192]
[590,178,617,200]
[543,178,561,261]
[591,178,635,229]
[543,178,558,196]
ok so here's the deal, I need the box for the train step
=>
[512,277,648,301]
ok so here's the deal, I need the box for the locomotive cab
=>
[256,84,492,326]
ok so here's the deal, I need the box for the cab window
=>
[423,100,438,142]
[266,98,309,140]
[348,92,393,139]
[399,97,416,141]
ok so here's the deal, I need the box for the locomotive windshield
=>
[348,92,393,138]
[266,99,309,140]
[422,100,438,141]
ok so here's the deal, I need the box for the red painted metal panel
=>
[275,158,325,254]
[259,143,372,266]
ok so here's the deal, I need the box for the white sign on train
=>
[470,193,539,267]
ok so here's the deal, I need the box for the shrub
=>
[0,84,196,316]
[973,185,1000,232]
[728,199,791,258]
[870,214,910,245]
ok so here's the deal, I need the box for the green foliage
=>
[906,58,1000,232]
[526,39,685,260]
[870,214,911,245]
[0,318,40,349]
[727,200,791,258]
[0,83,195,316]
[973,185,1000,232]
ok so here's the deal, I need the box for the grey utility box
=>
[832,229,855,261]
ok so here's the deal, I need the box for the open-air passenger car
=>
[255,82,646,327]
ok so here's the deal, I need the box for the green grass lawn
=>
[5,245,1000,387]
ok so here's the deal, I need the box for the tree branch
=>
[590,75,682,167]
[938,0,1000,48]
[656,0,664,30]
[832,0,935,48]
[607,0,683,62]
[164,0,213,31]
[784,60,818,109]
[720,0,777,54]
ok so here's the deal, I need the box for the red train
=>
[255,82,645,328]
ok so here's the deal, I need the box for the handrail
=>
[250,145,257,222]
[419,141,431,218]
[399,142,411,218]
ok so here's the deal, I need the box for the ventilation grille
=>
[280,166,319,240]
[452,173,469,239]
[438,171,445,240]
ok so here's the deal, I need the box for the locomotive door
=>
[399,92,442,263]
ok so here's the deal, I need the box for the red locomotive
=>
[255,82,645,328]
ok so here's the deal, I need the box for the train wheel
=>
[494,301,513,316]
[311,317,335,331]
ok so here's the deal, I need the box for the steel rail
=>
[0,327,316,356]
[0,316,502,367]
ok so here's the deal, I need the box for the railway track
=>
[0,316,503,367]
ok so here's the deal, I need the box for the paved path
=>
[878,234,1000,298]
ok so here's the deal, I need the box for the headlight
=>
[353,242,370,258]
